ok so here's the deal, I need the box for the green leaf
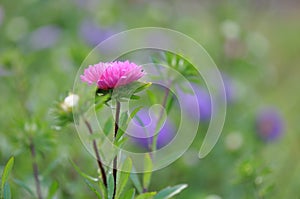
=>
[13,179,34,196]
[146,90,157,104]
[133,82,152,94]
[165,94,175,114]
[84,179,102,199]
[116,158,132,198]
[135,192,156,199]
[1,156,14,197]
[130,172,143,194]
[95,94,111,111]
[122,188,135,199]
[107,172,114,199]
[154,184,188,199]
[47,181,59,199]
[98,178,107,199]
[143,154,152,190]
[69,160,99,182]
[130,106,143,120]
[130,95,140,100]
[104,117,113,136]
[3,183,11,199]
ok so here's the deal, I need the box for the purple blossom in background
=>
[222,74,237,103]
[74,0,99,9]
[127,108,175,150]
[29,25,61,50]
[79,20,117,47]
[178,85,212,121]
[178,74,237,122]
[0,6,4,26]
[256,108,284,141]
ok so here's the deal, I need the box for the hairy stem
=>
[112,101,121,199]
[29,139,43,199]
[84,119,107,187]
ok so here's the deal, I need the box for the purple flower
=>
[178,85,212,121]
[81,61,144,89]
[222,73,237,103]
[255,108,284,141]
[79,20,116,46]
[127,108,175,150]
[29,25,61,50]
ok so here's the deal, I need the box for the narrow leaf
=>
[47,181,59,199]
[130,95,140,100]
[143,154,153,190]
[116,158,132,198]
[129,106,143,120]
[104,117,113,136]
[133,82,152,94]
[135,192,156,199]
[69,160,98,182]
[122,188,135,199]
[3,183,11,199]
[146,90,157,104]
[107,172,114,199]
[1,156,14,197]
[84,179,101,199]
[98,178,107,199]
[154,184,188,199]
[130,172,143,194]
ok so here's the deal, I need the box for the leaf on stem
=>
[47,181,59,199]
[143,154,153,190]
[84,179,102,199]
[135,192,156,199]
[1,156,14,199]
[69,160,98,182]
[130,172,143,194]
[122,188,135,199]
[107,172,114,199]
[153,184,188,199]
[116,158,132,198]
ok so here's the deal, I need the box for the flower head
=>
[61,93,79,111]
[81,61,144,90]
[255,108,284,141]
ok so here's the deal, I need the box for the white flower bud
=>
[61,93,79,111]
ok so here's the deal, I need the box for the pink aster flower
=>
[80,61,144,89]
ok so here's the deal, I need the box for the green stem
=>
[112,101,121,199]
[84,119,107,187]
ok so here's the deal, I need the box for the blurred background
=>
[0,0,299,198]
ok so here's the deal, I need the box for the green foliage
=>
[1,157,14,199]
[47,181,59,199]
[107,172,115,199]
[154,184,188,199]
[135,192,156,199]
[143,154,153,191]
[130,172,143,194]
[69,160,99,182]
[116,158,132,198]
[123,188,135,199]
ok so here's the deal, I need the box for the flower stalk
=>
[112,100,121,199]
[83,119,107,187]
